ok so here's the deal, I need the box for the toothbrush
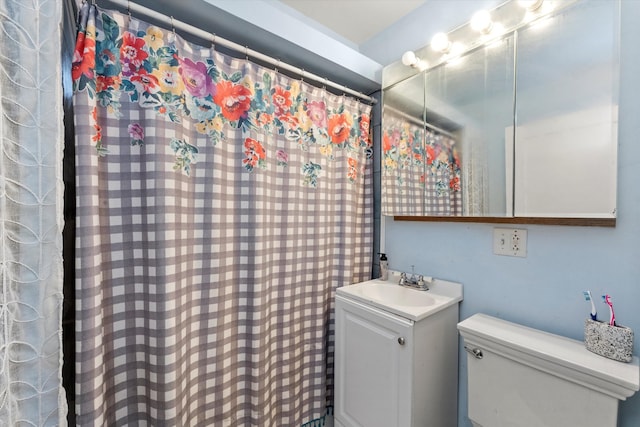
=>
[602,294,616,326]
[583,291,597,321]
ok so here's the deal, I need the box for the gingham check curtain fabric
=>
[381,110,462,216]
[0,1,66,425]
[72,4,372,426]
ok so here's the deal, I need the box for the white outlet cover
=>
[493,228,527,257]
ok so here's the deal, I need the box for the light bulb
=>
[430,32,451,53]
[518,0,544,11]
[401,51,417,66]
[401,51,427,70]
[470,10,493,34]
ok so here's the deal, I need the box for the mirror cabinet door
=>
[424,37,515,216]
[512,1,618,218]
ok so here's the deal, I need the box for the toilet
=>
[458,314,640,427]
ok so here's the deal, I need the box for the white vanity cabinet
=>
[333,277,461,427]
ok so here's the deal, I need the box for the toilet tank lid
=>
[458,313,640,399]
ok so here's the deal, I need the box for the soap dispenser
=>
[379,253,388,281]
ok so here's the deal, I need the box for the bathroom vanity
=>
[334,273,463,427]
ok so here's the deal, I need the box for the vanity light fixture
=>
[430,32,452,53]
[470,9,494,34]
[401,50,428,70]
[518,0,544,11]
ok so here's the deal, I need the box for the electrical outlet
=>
[493,228,527,257]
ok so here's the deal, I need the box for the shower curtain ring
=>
[170,16,176,34]
[211,33,217,50]
[245,45,249,60]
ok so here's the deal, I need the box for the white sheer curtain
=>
[0,1,66,425]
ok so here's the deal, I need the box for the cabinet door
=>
[334,296,414,427]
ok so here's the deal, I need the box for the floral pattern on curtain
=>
[0,0,66,425]
[72,4,372,426]
[381,109,462,216]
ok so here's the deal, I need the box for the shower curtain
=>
[0,0,66,426]
[72,4,372,426]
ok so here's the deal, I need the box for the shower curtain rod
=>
[384,105,456,138]
[102,0,377,104]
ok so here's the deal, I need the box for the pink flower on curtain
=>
[328,112,353,144]
[128,123,144,146]
[120,32,148,75]
[306,101,327,128]
[276,149,288,167]
[176,57,215,98]
[213,80,252,121]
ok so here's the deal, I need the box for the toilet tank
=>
[458,314,640,427]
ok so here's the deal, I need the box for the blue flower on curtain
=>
[71,11,372,179]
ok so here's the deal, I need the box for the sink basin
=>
[348,282,438,307]
[336,271,463,321]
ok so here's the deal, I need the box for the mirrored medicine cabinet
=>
[381,0,619,226]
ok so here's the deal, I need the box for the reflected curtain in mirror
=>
[382,108,462,216]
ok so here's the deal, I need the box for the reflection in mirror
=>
[509,1,618,217]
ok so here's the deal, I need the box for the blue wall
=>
[383,2,640,425]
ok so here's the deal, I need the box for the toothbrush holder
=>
[584,318,634,363]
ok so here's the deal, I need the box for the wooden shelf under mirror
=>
[393,216,616,227]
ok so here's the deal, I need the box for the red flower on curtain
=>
[130,70,160,93]
[214,80,252,121]
[426,145,436,165]
[273,86,293,115]
[328,112,353,144]
[450,176,461,191]
[243,137,267,172]
[96,75,121,92]
[72,31,95,81]
[382,133,392,153]
[121,32,148,66]
[347,157,358,182]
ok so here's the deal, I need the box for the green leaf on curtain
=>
[262,72,272,92]
[139,93,161,108]
[121,80,136,93]
[147,55,160,69]
[228,71,242,83]
[157,47,179,65]
[101,13,120,42]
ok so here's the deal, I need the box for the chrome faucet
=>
[399,266,431,291]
